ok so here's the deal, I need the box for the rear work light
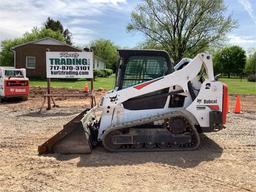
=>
[222,84,228,124]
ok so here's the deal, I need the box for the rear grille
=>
[5,80,28,87]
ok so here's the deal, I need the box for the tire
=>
[22,96,28,101]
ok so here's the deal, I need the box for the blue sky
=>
[0,0,256,52]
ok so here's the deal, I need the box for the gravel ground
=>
[0,95,255,192]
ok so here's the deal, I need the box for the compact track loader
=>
[38,50,228,154]
[0,67,29,102]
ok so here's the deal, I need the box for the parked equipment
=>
[0,67,29,102]
[38,50,228,154]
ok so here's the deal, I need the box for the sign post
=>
[44,51,94,110]
[47,78,51,110]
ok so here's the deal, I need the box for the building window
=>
[26,56,36,69]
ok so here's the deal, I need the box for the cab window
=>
[123,56,168,89]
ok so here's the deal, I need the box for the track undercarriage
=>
[103,127,200,152]
[103,124,199,152]
[94,112,201,152]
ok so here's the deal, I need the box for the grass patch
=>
[30,75,115,90]
[30,76,255,95]
[220,78,256,95]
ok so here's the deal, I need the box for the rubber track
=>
[102,111,200,152]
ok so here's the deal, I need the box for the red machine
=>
[0,67,29,102]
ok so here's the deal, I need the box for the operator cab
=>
[116,49,173,90]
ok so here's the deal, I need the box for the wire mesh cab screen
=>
[122,56,168,89]
[4,70,24,78]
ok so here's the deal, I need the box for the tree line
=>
[0,17,118,72]
[213,46,255,79]
[127,0,255,80]
[0,0,255,81]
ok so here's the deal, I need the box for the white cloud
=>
[228,34,256,50]
[68,19,100,26]
[88,0,126,5]
[0,0,128,47]
[238,0,256,24]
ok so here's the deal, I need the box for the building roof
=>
[11,37,82,51]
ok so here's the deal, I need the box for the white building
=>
[93,56,106,70]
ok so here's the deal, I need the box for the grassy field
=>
[220,78,256,95]
[30,76,255,95]
[30,75,116,90]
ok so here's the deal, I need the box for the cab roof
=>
[118,49,171,61]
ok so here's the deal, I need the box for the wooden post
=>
[47,78,51,110]
[90,78,94,91]
[90,78,94,108]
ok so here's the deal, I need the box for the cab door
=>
[117,50,173,90]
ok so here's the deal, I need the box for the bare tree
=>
[127,0,236,63]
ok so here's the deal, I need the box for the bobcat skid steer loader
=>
[38,50,228,154]
[0,67,29,102]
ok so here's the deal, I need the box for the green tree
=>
[44,17,72,45]
[89,39,118,71]
[213,46,246,78]
[127,0,236,63]
[0,28,65,66]
[245,51,256,74]
[136,38,163,50]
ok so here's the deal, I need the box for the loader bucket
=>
[38,109,92,154]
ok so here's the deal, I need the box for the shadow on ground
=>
[17,106,84,117]
[19,111,77,117]
[0,97,25,104]
[44,134,223,169]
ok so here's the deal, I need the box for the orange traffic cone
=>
[84,83,89,93]
[234,96,241,113]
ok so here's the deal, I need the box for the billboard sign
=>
[46,52,93,79]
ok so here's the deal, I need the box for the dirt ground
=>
[0,89,256,192]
